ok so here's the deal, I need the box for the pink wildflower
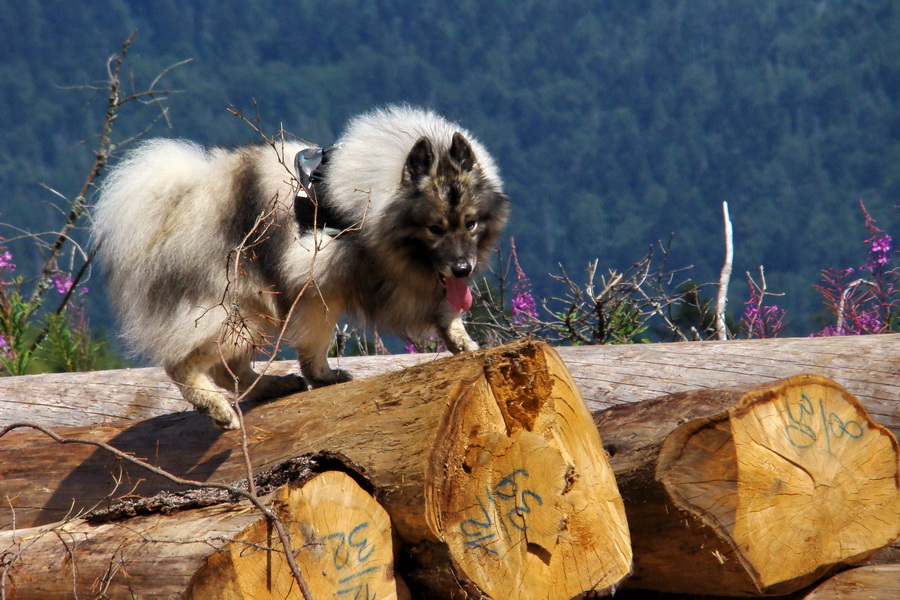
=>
[509,239,538,325]
[740,274,787,338]
[0,249,14,271]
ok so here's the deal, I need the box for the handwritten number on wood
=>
[460,469,544,555]
[321,523,381,599]
[784,394,863,453]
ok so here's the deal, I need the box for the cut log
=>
[425,343,632,599]
[189,469,406,600]
[0,340,632,599]
[595,374,900,597]
[2,336,898,441]
[0,456,407,600]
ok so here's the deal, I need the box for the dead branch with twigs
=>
[468,235,698,347]
[28,30,184,309]
[0,30,189,366]
[190,103,377,597]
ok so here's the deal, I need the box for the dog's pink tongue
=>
[446,277,473,313]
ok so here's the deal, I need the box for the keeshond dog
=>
[94,105,509,429]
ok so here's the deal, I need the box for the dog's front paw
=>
[438,314,479,354]
[453,333,479,352]
[443,330,479,354]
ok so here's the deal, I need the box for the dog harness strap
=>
[294,146,324,202]
[293,145,352,236]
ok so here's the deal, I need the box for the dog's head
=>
[392,132,509,312]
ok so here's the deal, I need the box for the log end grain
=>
[186,470,407,599]
[425,342,633,599]
[658,374,900,595]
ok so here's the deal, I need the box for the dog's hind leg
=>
[166,351,241,430]
[210,356,308,404]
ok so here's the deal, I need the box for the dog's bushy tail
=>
[93,140,225,362]
[94,140,209,267]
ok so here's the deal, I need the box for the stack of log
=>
[0,336,898,599]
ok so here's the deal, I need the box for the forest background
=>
[0,0,898,368]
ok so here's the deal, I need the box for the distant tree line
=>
[1,0,897,342]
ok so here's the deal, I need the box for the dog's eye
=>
[466,220,478,231]
[428,225,445,236]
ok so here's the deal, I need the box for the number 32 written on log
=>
[320,522,381,599]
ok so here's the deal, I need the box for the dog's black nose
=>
[451,260,473,278]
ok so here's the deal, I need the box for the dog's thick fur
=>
[94,105,509,429]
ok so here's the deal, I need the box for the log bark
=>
[0,456,407,600]
[594,374,900,597]
[2,336,897,439]
[0,340,632,599]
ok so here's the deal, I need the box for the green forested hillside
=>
[1,0,898,336]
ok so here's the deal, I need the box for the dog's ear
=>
[450,132,476,172]
[405,137,434,184]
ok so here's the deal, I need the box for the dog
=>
[94,105,509,429]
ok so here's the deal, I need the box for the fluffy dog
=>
[94,105,509,429]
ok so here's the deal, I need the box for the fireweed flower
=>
[0,249,14,271]
[53,274,73,295]
[509,240,538,326]
[511,287,538,324]
[859,200,893,271]
[740,274,787,338]
[813,201,896,336]
[855,310,882,334]
[0,335,11,366]
[868,234,892,268]
[812,326,840,337]
[403,335,441,354]
[51,273,88,296]
[741,301,787,338]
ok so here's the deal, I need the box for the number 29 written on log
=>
[458,469,544,556]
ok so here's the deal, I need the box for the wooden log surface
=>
[0,456,407,600]
[1,335,898,595]
[1,335,897,440]
[0,341,632,600]
[799,564,900,599]
[595,374,900,597]
[191,469,406,600]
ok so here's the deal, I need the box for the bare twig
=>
[836,278,875,334]
[715,201,733,340]
[27,31,136,308]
